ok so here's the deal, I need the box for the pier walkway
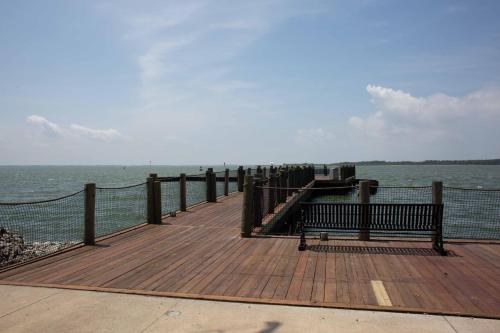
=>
[1,193,499,319]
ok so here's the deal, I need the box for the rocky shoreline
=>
[0,227,77,267]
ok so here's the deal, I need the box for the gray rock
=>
[0,227,77,267]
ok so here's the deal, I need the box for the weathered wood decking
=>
[1,193,499,318]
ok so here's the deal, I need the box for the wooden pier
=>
[1,191,499,319]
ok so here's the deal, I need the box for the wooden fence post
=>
[288,168,294,196]
[432,181,443,244]
[268,174,276,214]
[224,168,229,196]
[359,180,370,241]
[241,175,254,238]
[206,168,216,202]
[84,183,96,245]
[180,173,187,212]
[154,181,162,224]
[278,170,286,203]
[147,177,155,224]
[237,166,245,192]
[211,171,217,201]
[206,168,212,202]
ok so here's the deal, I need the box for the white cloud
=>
[296,128,334,144]
[26,115,64,137]
[350,85,500,138]
[26,115,123,141]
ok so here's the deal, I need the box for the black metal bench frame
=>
[298,202,446,255]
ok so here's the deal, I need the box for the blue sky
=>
[1,0,499,164]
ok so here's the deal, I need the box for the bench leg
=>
[298,213,307,251]
[298,230,307,251]
[433,230,447,256]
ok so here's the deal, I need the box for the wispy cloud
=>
[26,115,64,137]
[99,0,329,113]
[27,115,123,141]
[69,124,122,141]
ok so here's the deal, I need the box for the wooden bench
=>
[298,202,446,255]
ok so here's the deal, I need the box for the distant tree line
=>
[333,159,500,166]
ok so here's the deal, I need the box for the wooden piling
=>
[224,169,229,196]
[241,175,254,238]
[206,169,212,202]
[268,174,276,214]
[359,180,370,241]
[237,166,245,192]
[180,173,187,212]
[288,168,294,196]
[147,177,155,224]
[278,170,286,203]
[206,168,216,202]
[432,181,443,244]
[84,183,96,246]
[153,181,162,224]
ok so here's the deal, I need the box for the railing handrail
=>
[0,189,85,206]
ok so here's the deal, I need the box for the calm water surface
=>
[0,165,498,245]
[1,165,499,202]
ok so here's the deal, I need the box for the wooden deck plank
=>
[1,193,499,319]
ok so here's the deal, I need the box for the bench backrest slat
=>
[300,203,443,232]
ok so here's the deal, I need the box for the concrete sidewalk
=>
[0,285,498,333]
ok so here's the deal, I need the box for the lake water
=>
[0,165,238,202]
[1,164,499,202]
[0,165,499,248]
[356,164,500,188]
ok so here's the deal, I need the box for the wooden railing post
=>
[241,175,254,238]
[147,177,155,224]
[253,174,263,228]
[224,168,229,196]
[237,166,245,192]
[359,180,370,241]
[154,181,162,224]
[206,168,216,202]
[432,181,443,245]
[268,174,276,214]
[211,171,217,201]
[206,168,212,202]
[84,183,96,245]
[180,173,187,212]
[299,167,304,187]
[288,168,294,196]
[278,170,286,203]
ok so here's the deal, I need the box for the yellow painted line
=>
[371,280,392,306]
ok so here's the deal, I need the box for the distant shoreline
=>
[334,159,500,166]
